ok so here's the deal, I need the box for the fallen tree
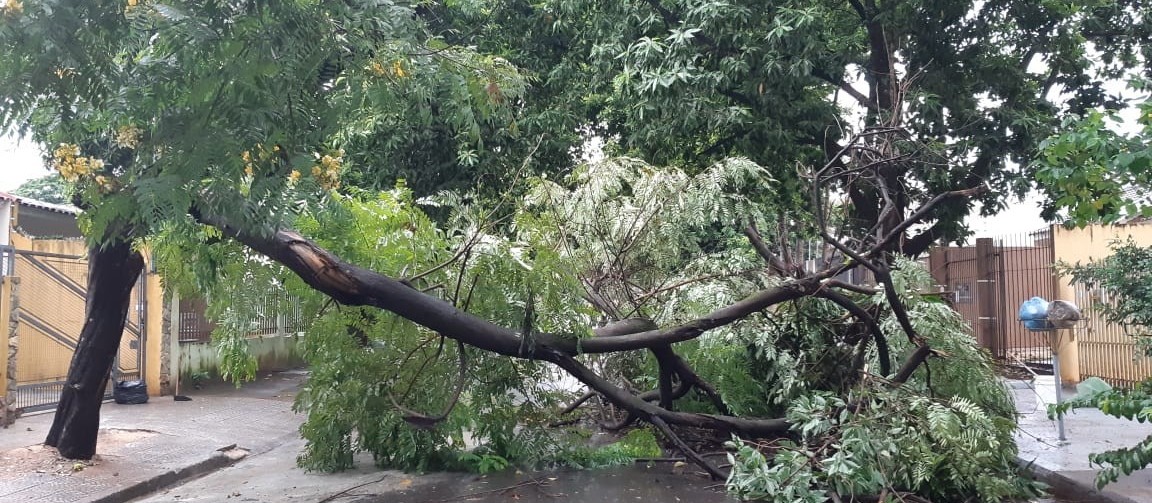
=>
[0,2,1063,500]
[166,134,1034,500]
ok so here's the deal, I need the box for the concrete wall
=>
[176,334,305,384]
[1052,224,1152,385]
[0,199,12,247]
[9,231,85,256]
[1050,224,1152,266]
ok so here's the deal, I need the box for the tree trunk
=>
[44,239,144,459]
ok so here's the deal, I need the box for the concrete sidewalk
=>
[1012,377,1152,503]
[0,370,307,503]
[132,435,450,503]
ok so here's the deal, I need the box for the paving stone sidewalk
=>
[0,371,306,503]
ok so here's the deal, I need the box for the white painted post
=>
[169,292,181,397]
[1052,347,1066,442]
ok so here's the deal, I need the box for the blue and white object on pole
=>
[1018,296,1054,331]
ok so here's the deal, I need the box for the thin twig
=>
[431,477,553,503]
[316,473,391,503]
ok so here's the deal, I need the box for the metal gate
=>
[993,230,1058,366]
[1073,277,1152,388]
[9,249,145,412]
[928,228,1057,369]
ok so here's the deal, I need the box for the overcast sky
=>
[0,133,49,192]
[0,130,1048,237]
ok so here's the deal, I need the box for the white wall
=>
[0,199,11,246]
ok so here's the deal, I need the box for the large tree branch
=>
[204,217,540,357]
[892,344,934,384]
[870,185,985,257]
[902,219,949,256]
[545,278,824,353]
[593,318,658,337]
[199,212,829,358]
[817,289,891,375]
[744,222,792,276]
[864,19,897,117]
[846,0,868,21]
[545,351,790,437]
[813,67,877,111]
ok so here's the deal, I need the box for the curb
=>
[88,446,249,503]
[1017,458,1140,503]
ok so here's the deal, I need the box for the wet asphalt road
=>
[370,464,736,503]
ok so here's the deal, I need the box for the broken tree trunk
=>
[45,239,144,459]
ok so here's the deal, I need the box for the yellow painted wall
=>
[1052,224,1152,384]
[1051,224,1152,265]
[9,232,86,256]
[142,249,165,396]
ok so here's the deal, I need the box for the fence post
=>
[275,298,286,338]
[1048,224,1080,384]
[927,248,945,287]
[169,292,181,396]
[975,238,1001,358]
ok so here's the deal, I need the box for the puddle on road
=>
[364,463,1083,503]
[380,464,736,503]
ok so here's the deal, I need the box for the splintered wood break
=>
[285,238,359,294]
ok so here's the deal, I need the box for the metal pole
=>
[1053,344,1067,441]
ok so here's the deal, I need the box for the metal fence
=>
[1073,277,1152,388]
[995,229,1058,366]
[928,228,1056,369]
[178,293,305,343]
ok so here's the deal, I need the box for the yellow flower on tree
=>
[93,175,117,193]
[310,151,343,190]
[114,125,142,149]
[52,143,105,182]
[369,61,387,77]
[3,0,23,17]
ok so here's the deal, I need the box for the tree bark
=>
[44,239,144,459]
[199,215,828,357]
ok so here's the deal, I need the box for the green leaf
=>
[1077,377,1114,399]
